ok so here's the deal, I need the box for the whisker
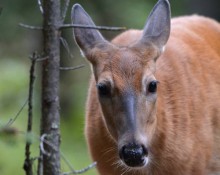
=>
[100,146,117,163]
[101,146,117,157]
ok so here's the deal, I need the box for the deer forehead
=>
[94,49,156,93]
[92,46,156,70]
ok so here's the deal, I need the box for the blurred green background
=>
[0,0,219,174]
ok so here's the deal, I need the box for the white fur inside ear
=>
[80,49,85,57]
[161,45,166,53]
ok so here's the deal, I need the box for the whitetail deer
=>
[72,0,220,174]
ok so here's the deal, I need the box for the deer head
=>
[72,0,170,168]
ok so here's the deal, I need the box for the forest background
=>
[0,0,219,174]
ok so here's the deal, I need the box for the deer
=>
[71,0,220,174]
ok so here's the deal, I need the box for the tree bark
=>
[40,0,61,174]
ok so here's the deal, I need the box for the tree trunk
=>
[40,0,61,174]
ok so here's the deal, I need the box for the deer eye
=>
[97,83,111,97]
[148,81,158,93]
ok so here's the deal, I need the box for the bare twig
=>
[39,134,96,174]
[40,134,51,157]
[60,65,84,71]
[23,53,38,175]
[60,152,75,173]
[60,36,73,58]
[19,23,43,30]
[35,57,48,62]
[19,23,126,31]
[60,24,126,31]
[61,0,70,22]
[6,99,28,127]
[37,132,96,175]
[12,129,96,175]
[61,162,97,175]
[37,0,44,14]
[29,53,48,62]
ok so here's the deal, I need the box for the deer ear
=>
[140,0,171,51]
[71,4,107,56]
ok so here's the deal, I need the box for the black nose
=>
[119,143,148,167]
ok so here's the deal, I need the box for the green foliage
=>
[0,58,28,122]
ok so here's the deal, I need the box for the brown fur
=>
[85,15,220,175]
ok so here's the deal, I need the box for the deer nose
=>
[119,143,148,167]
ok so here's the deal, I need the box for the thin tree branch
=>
[23,52,38,175]
[19,23,126,31]
[6,99,28,127]
[37,132,96,175]
[39,134,96,175]
[13,129,96,175]
[19,23,43,30]
[61,0,70,22]
[60,152,76,173]
[60,65,84,71]
[23,52,47,175]
[60,36,73,58]
[37,0,44,14]
[61,162,97,175]
[29,53,48,62]
[40,137,96,175]
[40,134,51,156]
[60,24,126,31]
[35,57,48,62]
